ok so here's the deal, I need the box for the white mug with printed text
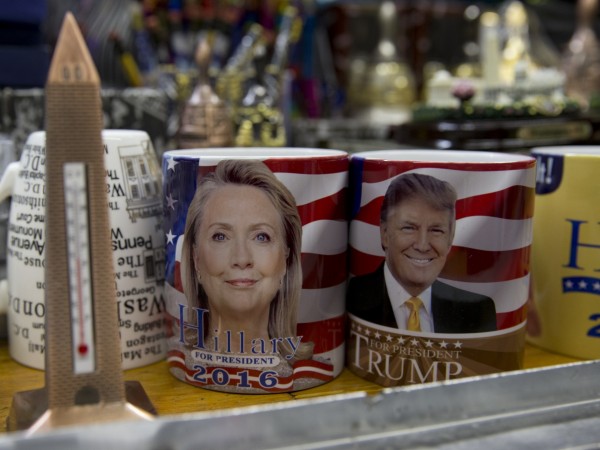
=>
[0,130,166,369]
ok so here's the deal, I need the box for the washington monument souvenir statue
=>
[7,12,155,433]
[177,35,233,148]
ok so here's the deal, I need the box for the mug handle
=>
[0,161,19,315]
[0,279,7,315]
[0,161,20,203]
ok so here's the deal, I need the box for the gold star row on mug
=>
[351,322,463,348]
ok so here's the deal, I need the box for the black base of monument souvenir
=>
[6,381,157,432]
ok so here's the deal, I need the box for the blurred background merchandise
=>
[0,0,600,154]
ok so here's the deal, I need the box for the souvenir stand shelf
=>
[2,338,597,448]
[393,114,600,152]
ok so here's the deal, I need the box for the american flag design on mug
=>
[346,150,536,387]
[162,148,348,393]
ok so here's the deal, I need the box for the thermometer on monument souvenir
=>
[7,13,154,433]
[64,162,96,374]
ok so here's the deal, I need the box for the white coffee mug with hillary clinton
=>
[162,148,348,393]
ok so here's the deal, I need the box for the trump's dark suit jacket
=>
[347,264,497,333]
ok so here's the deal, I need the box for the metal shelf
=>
[1,359,599,449]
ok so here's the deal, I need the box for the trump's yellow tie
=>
[406,297,423,331]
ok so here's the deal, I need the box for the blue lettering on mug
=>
[588,314,600,337]
[534,154,564,195]
[562,219,600,295]
[563,219,600,271]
